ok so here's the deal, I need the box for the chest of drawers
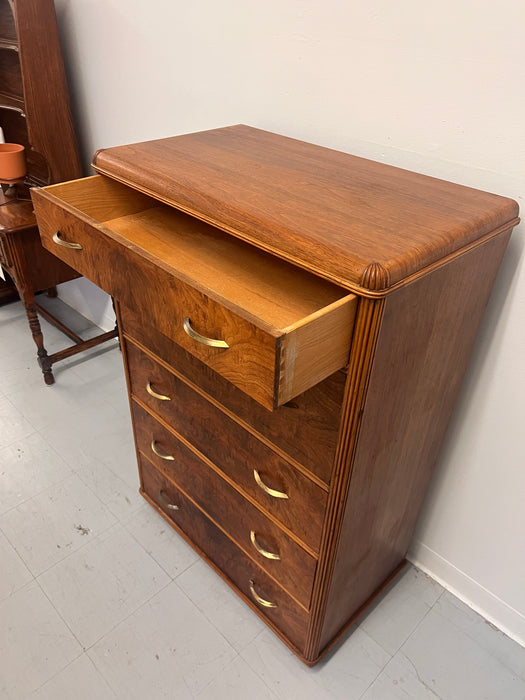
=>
[31,125,519,665]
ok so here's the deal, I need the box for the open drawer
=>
[31,175,357,409]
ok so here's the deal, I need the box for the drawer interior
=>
[46,175,353,330]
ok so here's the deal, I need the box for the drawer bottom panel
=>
[139,454,310,654]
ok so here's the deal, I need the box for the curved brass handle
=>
[146,381,171,401]
[250,530,281,561]
[183,318,229,349]
[249,580,276,608]
[151,439,175,461]
[158,489,179,511]
[52,231,83,250]
[253,470,289,500]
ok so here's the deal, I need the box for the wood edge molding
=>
[90,166,520,298]
[304,296,386,661]
[359,262,390,291]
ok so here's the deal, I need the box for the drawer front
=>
[33,189,283,409]
[121,306,344,485]
[133,401,316,607]
[140,455,310,653]
[32,178,356,410]
[126,341,327,550]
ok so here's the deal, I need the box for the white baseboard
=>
[408,541,525,649]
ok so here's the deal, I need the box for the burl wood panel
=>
[93,125,519,291]
[120,306,345,485]
[314,230,512,655]
[126,340,327,551]
[140,455,310,653]
[133,401,317,608]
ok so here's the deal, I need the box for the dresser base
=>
[140,481,406,666]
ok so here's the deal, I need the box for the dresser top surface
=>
[92,125,518,293]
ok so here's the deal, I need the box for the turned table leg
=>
[24,297,54,385]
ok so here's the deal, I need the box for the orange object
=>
[0,143,26,182]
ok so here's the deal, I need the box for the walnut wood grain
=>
[133,401,317,608]
[126,340,327,550]
[140,454,310,653]
[316,231,512,654]
[92,125,519,292]
[119,305,344,485]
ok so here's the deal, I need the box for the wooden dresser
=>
[31,125,519,665]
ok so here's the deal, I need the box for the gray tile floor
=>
[1,296,524,700]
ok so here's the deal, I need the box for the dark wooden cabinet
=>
[31,125,519,664]
[0,0,117,382]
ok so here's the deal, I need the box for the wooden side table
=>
[0,191,118,384]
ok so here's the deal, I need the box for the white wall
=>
[53,0,525,645]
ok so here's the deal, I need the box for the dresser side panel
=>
[318,230,512,651]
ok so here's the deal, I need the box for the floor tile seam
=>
[28,518,121,579]
[0,521,40,579]
[73,459,142,516]
[0,578,37,610]
[48,461,126,522]
[357,590,440,659]
[94,455,144,495]
[430,593,525,682]
[19,652,106,700]
[84,649,123,700]
[0,448,76,518]
[122,516,197,581]
[396,649,444,700]
[0,465,119,541]
[194,652,280,700]
[1,387,52,436]
[0,421,39,451]
[0,548,34,600]
[192,652,244,699]
[79,576,175,654]
[172,573,242,657]
[239,630,323,698]
[398,588,446,652]
[31,577,86,656]
[353,626,397,700]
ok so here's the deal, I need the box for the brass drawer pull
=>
[157,489,179,511]
[249,580,277,608]
[253,469,289,500]
[146,381,171,401]
[52,231,83,250]
[183,317,229,349]
[151,439,175,461]
[250,530,281,561]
